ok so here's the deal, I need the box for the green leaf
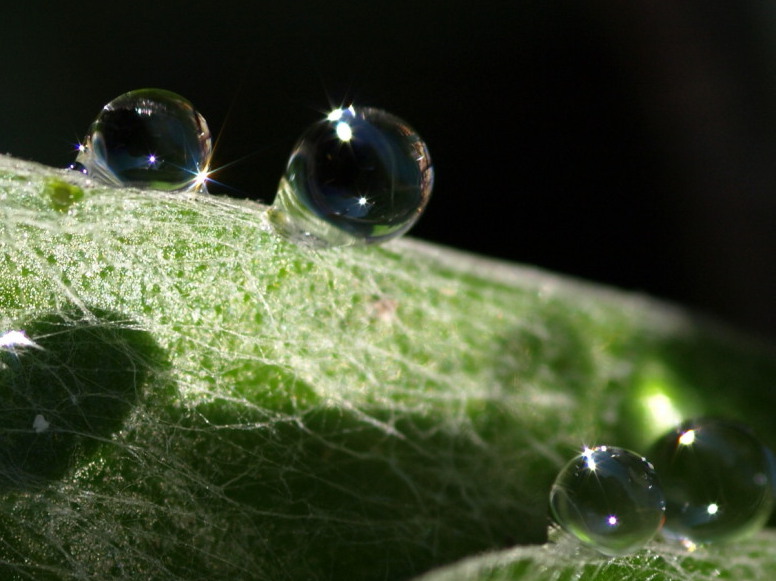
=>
[414,528,776,580]
[0,155,775,580]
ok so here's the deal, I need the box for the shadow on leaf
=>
[0,306,168,489]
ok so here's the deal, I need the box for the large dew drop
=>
[75,88,212,192]
[269,106,434,247]
[649,418,774,547]
[550,446,666,556]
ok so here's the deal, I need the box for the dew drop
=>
[549,446,666,556]
[269,105,434,247]
[649,418,774,545]
[75,88,212,192]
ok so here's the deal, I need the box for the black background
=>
[3,1,776,340]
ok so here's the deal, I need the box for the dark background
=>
[3,1,776,341]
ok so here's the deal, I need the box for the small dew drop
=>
[269,105,434,247]
[549,445,666,556]
[649,418,774,545]
[74,88,212,192]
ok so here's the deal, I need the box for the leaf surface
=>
[0,156,774,580]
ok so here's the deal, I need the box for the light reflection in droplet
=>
[327,108,344,122]
[335,121,353,142]
[678,429,696,446]
[582,447,597,471]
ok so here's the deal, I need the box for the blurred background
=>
[2,0,775,341]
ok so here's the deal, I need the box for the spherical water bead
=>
[648,418,774,546]
[549,446,666,556]
[75,88,212,192]
[269,105,434,247]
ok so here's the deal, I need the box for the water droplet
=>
[549,446,666,556]
[649,418,774,545]
[269,105,434,247]
[75,88,212,192]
